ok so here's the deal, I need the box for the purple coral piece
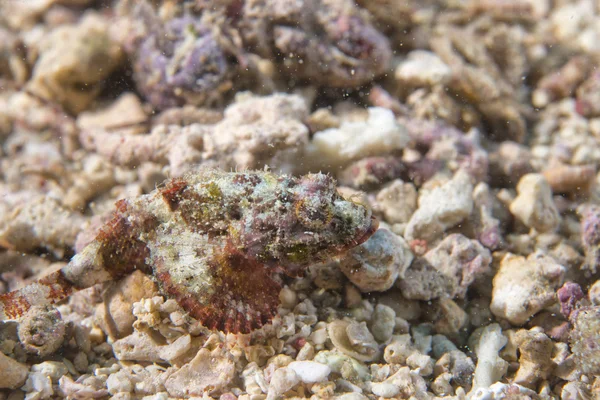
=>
[580,205,600,273]
[406,158,445,186]
[134,15,229,110]
[271,7,391,87]
[557,281,584,320]
[478,226,502,250]
[581,206,600,248]
[576,72,600,118]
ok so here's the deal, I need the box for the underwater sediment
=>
[0,0,600,399]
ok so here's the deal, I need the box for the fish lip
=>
[328,215,380,257]
[355,215,379,246]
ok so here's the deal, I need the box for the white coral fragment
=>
[164,348,235,397]
[468,324,508,397]
[287,361,331,383]
[395,50,452,87]
[307,107,410,168]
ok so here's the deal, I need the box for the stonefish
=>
[0,169,377,333]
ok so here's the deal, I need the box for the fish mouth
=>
[355,215,379,246]
[330,215,379,257]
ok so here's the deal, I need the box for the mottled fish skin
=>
[0,169,377,333]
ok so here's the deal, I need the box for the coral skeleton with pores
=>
[0,169,377,333]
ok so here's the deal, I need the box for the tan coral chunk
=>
[510,173,560,233]
[27,14,124,114]
[328,319,381,362]
[490,252,565,325]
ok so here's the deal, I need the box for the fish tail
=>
[0,268,77,319]
[0,242,115,320]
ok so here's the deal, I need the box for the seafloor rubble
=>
[0,0,600,399]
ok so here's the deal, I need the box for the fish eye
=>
[294,198,333,229]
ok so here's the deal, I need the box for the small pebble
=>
[0,351,28,389]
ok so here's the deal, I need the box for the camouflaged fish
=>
[0,169,377,333]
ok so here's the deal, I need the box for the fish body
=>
[0,169,377,333]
